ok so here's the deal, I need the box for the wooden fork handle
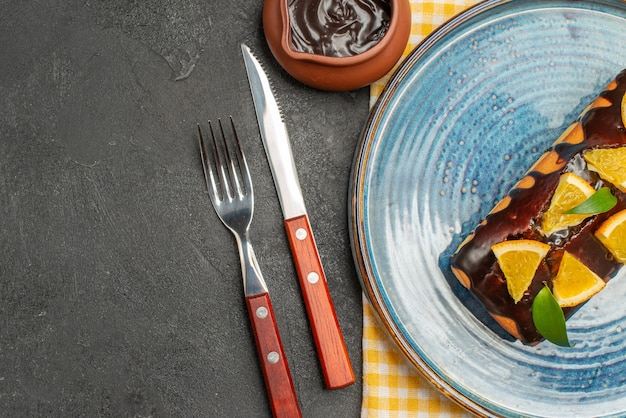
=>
[246,293,302,418]
[284,215,356,390]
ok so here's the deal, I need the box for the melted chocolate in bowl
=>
[288,0,391,57]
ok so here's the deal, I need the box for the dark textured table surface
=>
[1,1,368,416]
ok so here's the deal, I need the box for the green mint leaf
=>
[532,286,570,347]
[565,187,617,214]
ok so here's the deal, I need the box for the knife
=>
[241,43,355,390]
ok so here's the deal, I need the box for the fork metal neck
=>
[235,233,269,296]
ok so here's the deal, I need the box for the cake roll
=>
[450,69,626,345]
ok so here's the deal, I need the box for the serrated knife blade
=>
[241,43,355,390]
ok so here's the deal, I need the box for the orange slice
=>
[595,208,626,263]
[552,251,605,307]
[540,172,596,236]
[492,239,551,303]
[584,147,626,192]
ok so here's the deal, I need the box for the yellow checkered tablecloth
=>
[363,1,480,417]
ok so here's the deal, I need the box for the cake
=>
[450,69,626,345]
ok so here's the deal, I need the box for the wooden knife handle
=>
[246,293,302,418]
[284,215,355,390]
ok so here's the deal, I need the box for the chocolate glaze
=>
[451,70,626,344]
[288,0,391,57]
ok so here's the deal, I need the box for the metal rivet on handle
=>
[267,351,280,364]
[307,272,319,284]
[256,306,268,319]
[295,228,307,240]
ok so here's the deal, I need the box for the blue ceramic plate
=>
[350,0,626,416]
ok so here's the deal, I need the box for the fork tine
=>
[228,116,252,197]
[199,118,251,204]
[198,124,220,202]
[216,119,240,200]
[210,120,233,201]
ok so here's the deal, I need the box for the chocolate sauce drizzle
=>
[288,0,391,57]
[451,70,626,344]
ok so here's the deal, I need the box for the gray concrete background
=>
[1,0,368,416]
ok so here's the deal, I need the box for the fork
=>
[198,118,301,418]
